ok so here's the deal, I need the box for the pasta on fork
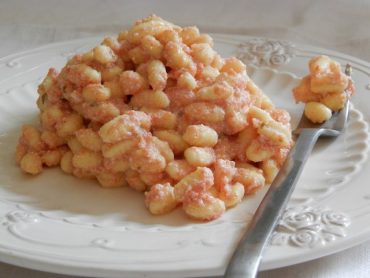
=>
[293,55,355,123]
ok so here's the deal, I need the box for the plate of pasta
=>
[0,16,370,278]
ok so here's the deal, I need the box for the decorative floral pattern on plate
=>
[235,38,296,67]
[271,206,351,248]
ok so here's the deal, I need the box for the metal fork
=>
[224,64,352,278]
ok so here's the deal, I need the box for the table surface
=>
[1,0,370,277]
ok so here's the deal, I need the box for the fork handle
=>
[224,129,321,278]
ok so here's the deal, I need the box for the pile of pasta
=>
[293,55,355,123]
[16,16,293,221]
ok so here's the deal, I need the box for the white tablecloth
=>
[1,0,370,277]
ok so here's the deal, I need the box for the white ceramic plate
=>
[0,35,370,278]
